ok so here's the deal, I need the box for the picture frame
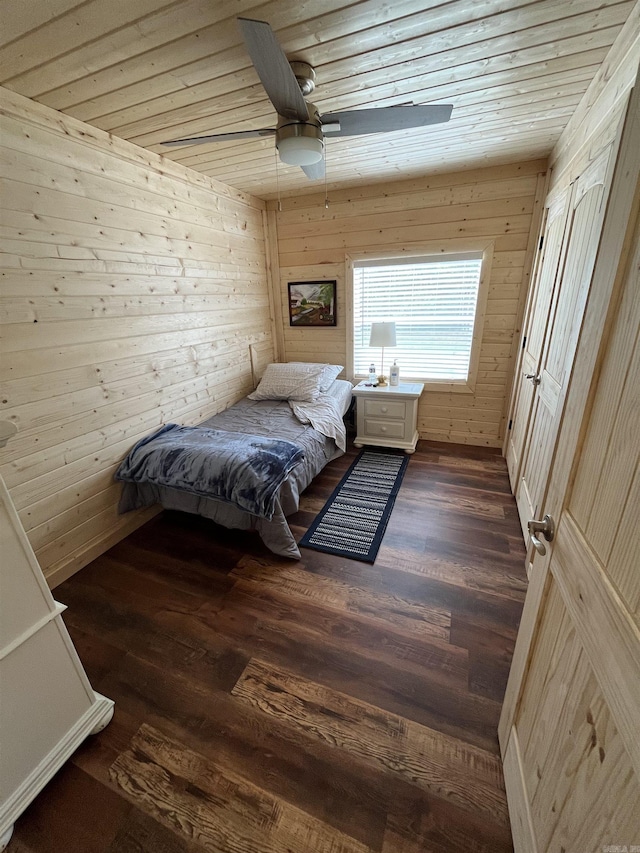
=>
[288,280,337,327]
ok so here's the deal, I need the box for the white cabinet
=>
[352,382,424,453]
[0,424,114,851]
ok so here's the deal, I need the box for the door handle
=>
[525,373,542,386]
[527,514,555,556]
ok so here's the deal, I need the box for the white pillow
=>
[288,362,344,392]
[319,364,344,391]
[248,362,327,402]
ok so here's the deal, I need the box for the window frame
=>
[346,240,494,394]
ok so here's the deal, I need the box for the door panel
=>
[569,251,640,567]
[515,145,614,534]
[552,513,640,774]
[526,616,637,852]
[516,581,579,799]
[502,733,537,853]
[506,191,570,498]
[607,467,640,615]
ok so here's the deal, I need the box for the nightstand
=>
[352,381,424,453]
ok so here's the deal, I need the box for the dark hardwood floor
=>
[11,440,527,853]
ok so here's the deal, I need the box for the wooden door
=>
[499,81,640,851]
[513,145,616,543]
[505,184,571,502]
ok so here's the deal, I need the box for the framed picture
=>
[288,280,337,327]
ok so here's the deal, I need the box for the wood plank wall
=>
[269,160,547,447]
[0,87,272,587]
[548,6,640,191]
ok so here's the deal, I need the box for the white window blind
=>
[353,253,483,381]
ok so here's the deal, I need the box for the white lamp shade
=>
[277,134,324,165]
[369,321,397,347]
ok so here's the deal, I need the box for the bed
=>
[116,368,352,559]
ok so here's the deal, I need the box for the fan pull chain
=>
[274,147,282,212]
[324,141,329,209]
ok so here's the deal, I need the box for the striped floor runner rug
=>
[299,449,410,563]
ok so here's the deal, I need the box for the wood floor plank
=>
[382,801,514,853]
[373,545,527,601]
[104,540,238,598]
[216,581,468,685]
[108,807,208,853]
[290,551,525,628]
[401,459,513,494]
[232,659,510,826]
[110,724,372,853]
[397,483,508,520]
[230,559,452,640]
[12,439,527,853]
[59,569,250,694]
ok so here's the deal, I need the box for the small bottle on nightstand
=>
[368,363,377,383]
[389,360,399,386]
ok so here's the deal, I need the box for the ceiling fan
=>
[161,18,453,180]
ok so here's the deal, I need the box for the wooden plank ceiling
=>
[0,0,635,199]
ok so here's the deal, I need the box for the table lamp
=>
[369,322,397,386]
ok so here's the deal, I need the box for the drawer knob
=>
[381,406,388,413]
[381,426,387,432]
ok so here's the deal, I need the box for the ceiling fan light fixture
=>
[276,120,324,165]
[278,134,323,165]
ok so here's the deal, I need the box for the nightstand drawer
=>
[364,419,406,440]
[364,399,406,419]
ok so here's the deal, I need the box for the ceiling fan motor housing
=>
[289,61,316,96]
[276,102,324,165]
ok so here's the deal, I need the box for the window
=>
[352,252,486,385]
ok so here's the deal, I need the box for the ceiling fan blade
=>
[301,160,325,181]
[161,128,276,146]
[238,18,309,122]
[320,104,453,136]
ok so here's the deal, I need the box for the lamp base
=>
[377,375,388,386]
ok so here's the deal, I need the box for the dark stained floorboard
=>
[12,440,527,853]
